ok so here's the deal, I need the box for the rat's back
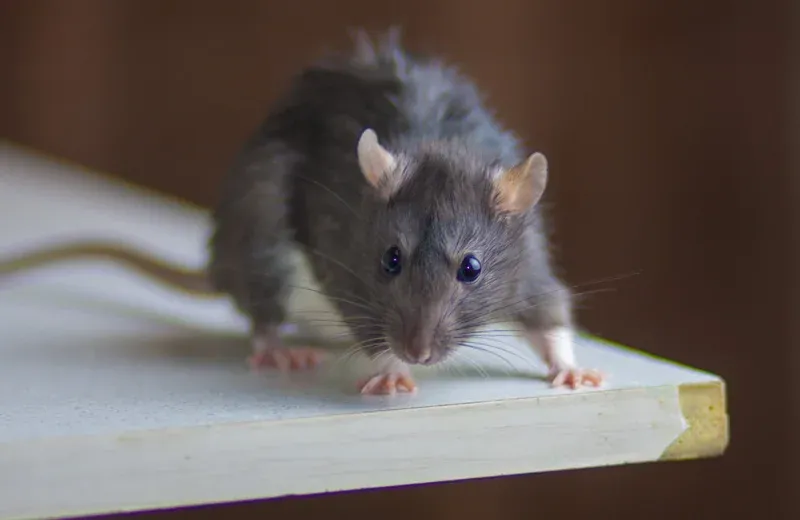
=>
[254,30,522,172]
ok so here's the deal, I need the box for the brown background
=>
[1,1,797,519]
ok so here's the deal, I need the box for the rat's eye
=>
[457,254,482,283]
[381,246,402,276]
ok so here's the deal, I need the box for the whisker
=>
[457,342,516,374]
[295,174,364,222]
[302,248,378,295]
[457,338,535,369]
[335,344,385,364]
[368,347,396,370]
[453,287,615,334]
[452,349,490,378]
[441,352,467,379]
[285,284,377,313]
[475,273,638,323]
[297,320,383,332]
[331,338,389,369]
[295,317,380,326]
[466,333,526,341]
[287,310,378,321]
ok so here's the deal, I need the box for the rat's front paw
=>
[248,347,327,372]
[358,372,417,395]
[549,367,604,389]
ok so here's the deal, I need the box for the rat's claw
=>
[549,367,604,389]
[248,347,326,372]
[358,372,417,395]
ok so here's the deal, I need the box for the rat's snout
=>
[388,289,453,365]
[392,312,443,366]
[404,341,434,365]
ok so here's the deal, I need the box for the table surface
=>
[0,142,728,520]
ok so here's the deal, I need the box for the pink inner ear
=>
[493,172,531,214]
[370,158,404,200]
[357,130,398,195]
[493,154,547,214]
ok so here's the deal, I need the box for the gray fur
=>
[208,30,572,364]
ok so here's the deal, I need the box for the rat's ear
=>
[357,128,397,190]
[492,152,548,214]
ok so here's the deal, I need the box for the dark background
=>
[1,1,797,519]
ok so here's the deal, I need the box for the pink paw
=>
[248,347,327,372]
[358,372,417,395]
[549,367,604,389]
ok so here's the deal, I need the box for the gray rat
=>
[0,30,603,395]
[207,29,602,394]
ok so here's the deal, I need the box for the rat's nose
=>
[400,319,437,364]
[407,346,433,364]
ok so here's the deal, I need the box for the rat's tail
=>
[0,240,222,298]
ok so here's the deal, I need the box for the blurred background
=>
[0,1,796,519]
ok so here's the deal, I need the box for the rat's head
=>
[355,128,548,366]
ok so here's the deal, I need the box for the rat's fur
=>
[208,30,572,368]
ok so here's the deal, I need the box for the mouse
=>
[0,29,604,396]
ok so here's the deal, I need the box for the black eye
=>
[457,254,482,283]
[381,246,402,276]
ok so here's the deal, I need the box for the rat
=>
[0,29,603,395]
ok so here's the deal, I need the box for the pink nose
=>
[408,347,433,364]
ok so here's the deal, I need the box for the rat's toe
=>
[395,374,417,393]
[549,368,604,389]
[583,369,605,387]
[359,372,417,395]
[249,347,326,373]
[286,348,326,370]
